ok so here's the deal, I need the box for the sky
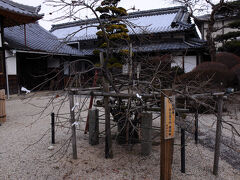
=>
[12,0,177,30]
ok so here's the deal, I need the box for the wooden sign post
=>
[160,90,175,180]
[0,89,6,123]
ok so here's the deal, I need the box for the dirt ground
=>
[0,91,239,180]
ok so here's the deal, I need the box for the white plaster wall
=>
[5,50,17,75]
[202,19,239,47]
[172,56,196,73]
[64,61,69,75]
[185,56,196,73]
[172,56,183,69]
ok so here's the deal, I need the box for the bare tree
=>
[20,0,240,177]
[173,0,234,61]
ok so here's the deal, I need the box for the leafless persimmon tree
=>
[21,0,240,175]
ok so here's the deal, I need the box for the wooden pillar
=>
[126,43,133,144]
[85,70,98,134]
[181,128,185,173]
[141,113,153,156]
[69,92,77,159]
[160,90,175,180]
[51,112,55,144]
[89,109,99,145]
[195,106,199,144]
[100,52,113,158]
[196,53,200,65]
[213,95,223,175]
[0,16,6,92]
[182,55,185,72]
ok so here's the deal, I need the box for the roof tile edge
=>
[50,6,187,32]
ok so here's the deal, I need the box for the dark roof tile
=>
[51,6,193,41]
[79,40,205,56]
[4,23,84,56]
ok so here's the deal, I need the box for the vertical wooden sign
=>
[164,96,175,139]
[161,90,175,180]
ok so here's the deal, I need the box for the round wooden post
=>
[195,109,199,144]
[51,112,55,144]
[181,128,185,173]
[160,90,175,180]
[213,95,223,175]
[69,93,77,159]
[89,109,99,145]
[100,52,113,159]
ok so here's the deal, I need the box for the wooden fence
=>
[0,89,6,123]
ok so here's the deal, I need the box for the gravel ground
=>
[0,91,239,180]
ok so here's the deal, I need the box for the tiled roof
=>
[132,40,204,53]
[0,0,41,16]
[50,6,194,41]
[4,23,84,56]
[196,12,240,22]
[78,39,205,56]
[0,0,43,27]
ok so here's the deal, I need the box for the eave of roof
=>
[51,6,195,41]
[196,13,240,23]
[51,6,187,31]
[0,0,43,27]
[78,39,206,56]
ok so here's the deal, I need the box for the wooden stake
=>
[69,93,77,159]
[85,70,98,134]
[141,113,153,156]
[100,52,113,158]
[51,112,55,144]
[126,43,133,145]
[181,128,185,173]
[89,109,99,145]
[0,90,6,123]
[195,108,199,144]
[160,90,174,180]
[213,95,223,175]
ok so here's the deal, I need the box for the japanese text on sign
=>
[164,96,175,139]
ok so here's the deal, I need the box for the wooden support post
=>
[100,52,113,158]
[89,109,99,145]
[213,95,223,175]
[182,56,185,72]
[160,90,174,180]
[181,128,185,173]
[0,90,6,123]
[126,43,133,145]
[85,70,98,134]
[51,112,55,144]
[141,113,153,156]
[69,93,77,159]
[195,109,199,144]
